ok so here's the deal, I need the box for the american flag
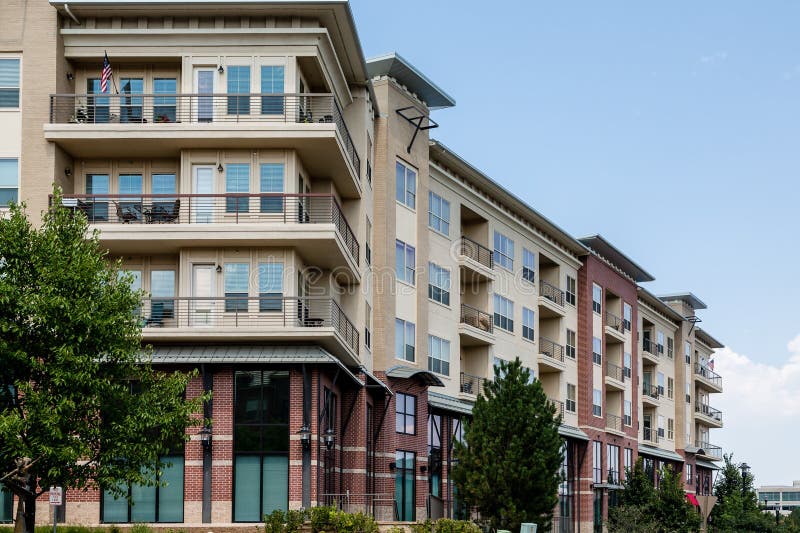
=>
[708,359,715,371]
[100,52,112,93]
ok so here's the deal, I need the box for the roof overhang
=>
[428,392,473,416]
[638,444,684,463]
[695,459,722,470]
[360,366,392,396]
[559,424,589,441]
[637,286,685,323]
[366,52,455,109]
[695,328,725,349]
[385,365,444,386]
[578,235,655,282]
[659,292,708,311]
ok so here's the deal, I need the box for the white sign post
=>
[49,487,62,533]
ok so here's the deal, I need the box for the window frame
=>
[395,393,416,435]
[224,263,250,312]
[565,275,577,306]
[592,389,602,417]
[592,337,602,365]
[566,329,577,358]
[395,240,416,285]
[395,160,417,209]
[493,231,514,270]
[427,335,451,376]
[0,58,21,109]
[427,262,451,306]
[623,352,632,378]
[624,400,632,426]
[0,158,19,207]
[623,302,632,331]
[395,318,416,362]
[566,383,576,413]
[592,283,602,314]
[257,262,283,312]
[522,307,535,341]
[493,294,514,332]
[427,191,450,236]
[522,248,535,283]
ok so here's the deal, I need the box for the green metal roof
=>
[385,365,444,386]
[695,459,722,470]
[428,392,473,416]
[559,425,589,441]
[638,444,684,463]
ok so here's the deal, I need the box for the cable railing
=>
[643,383,660,400]
[56,193,359,264]
[540,279,565,307]
[694,363,723,387]
[49,92,360,174]
[539,336,565,362]
[642,338,659,359]
[643,427,659,444]
[460,371,487,395]
[606,413,623,432]
[695,402,723,423]
[606,361,625,382]
[605,311,624,333]
[459,303,493,334]
[458,235,493,269]
[138,296,358,354]
[695,440,723,458]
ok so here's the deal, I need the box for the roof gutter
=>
[63,3,82,24]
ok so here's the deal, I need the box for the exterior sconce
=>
[217,65,225,74]
[64,168,72,177]
[199,426,212,452]
[420,465,427,474]
[323,428,335,450]
[215,265,222,274]
[217,163,224,173]
[297,425,311,451]
[388,462,396,472]
[66,73,74,81]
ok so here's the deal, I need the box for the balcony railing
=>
[606,413,623,433]
[459,304,493,334]
[539,279,564,307]
[460,372,487,395]
[58,193,359,264]
[139,296,358,354]
[606,361,625,382]
[549,399,565,418]
[642,338,659,358]
[458,236,493,269]
[605,311,624,333]
[643,384,659,400]
[696,440,723,459]
[49,92,360,174]
[539,337,565,362]
[694,363,723,387]
[695,402,723,423]
[643,427,659,444]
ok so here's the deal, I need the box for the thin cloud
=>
[699,51,728,64]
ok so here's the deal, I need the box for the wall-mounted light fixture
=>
[66,73,74,81]
[199,426,213,452]
[64,167,72,177]
[323,428,335,450]
[297,424,311,451]
[420,465,428,474]
[217,65,225,74]
[388,462,396,472]
[217,163,224,173]
[215,265,222,274]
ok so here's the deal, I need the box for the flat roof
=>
[579,235,655,282]
[659,292,708,310]
[366,52,455,109]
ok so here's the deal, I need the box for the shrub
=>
[310,506,338,533]
[411,520,433,533]
[433,520,481,533]
[265,509,288,533]
[130,524,153,533]
[387,527,406,533]
[286,509,308,533]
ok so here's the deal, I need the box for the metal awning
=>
[146,345,363,385]
[359,366,393,396]
[428,392,473,416]
[385,365,444,386]
[638,444,684,463]
[695,459,722,471]
[559,425,589,441]
[685,445,702,454]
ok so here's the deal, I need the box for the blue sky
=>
[350,1,800,483]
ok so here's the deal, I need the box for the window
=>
[395,240,416,284]
[657,372,665,396]
[658,415,665,438]
[686,464,693,485]
[522,307,535,341]
[364,303,372,351]
[152,173,176,213]
[120,78,144,123]
[760,492,781,501]
[85,173,110,221]
[226,163,250,213]
[493,231,514,270]
[395,450,416,521]
[365,218,372,266]
[686,381,691,404]
[150,270,175,322]
[667,377,674,399]
[624,448,633,476]
[395,393,416,434]
[119,174,143,218]
[428,191,450,235]
[87,78,110,123]
[592,284,602,314]
[366,137,373,187]
[667,337,674,359]
[395,319,415,362]
[153,78,177,122]
[592,441,602,483]
[607,444,620,483]
[566,384,576,413]
[592,337,602,365]
[395,161,416,209]
[522,248,535,282]
[259,163,284,213]
[624,400,632,426]
[0,59,20,108]
[0,484,10,523]
[260,65,285,114]
[428,335,450,376]
[227,65,251,115]
[258,263,283,312]
[566,276,576,306]
[493,294,514,332]
[623,352,632,378]
[592,389,602,417]
[623,302,632,331]
[428,263,450,305]
[685,341,692,364]
[668,418,674,440]
[233,370,290,521]
[657,331,665,354]
[566,329,576,358]
[0,159,18,207]
[224,263,249,312]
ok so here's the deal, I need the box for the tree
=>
[709,454,776,533]
[451,358,563,532]
[654,466,702,532]
[0,194,204,533]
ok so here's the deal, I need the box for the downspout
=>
[63,4,81,25]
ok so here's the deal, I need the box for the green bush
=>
[433,519,481,533]
[387,527,407,533]
[411,520,433,533]
[130,524,152,533]
[264,509,310,533]
[310,506,338,533]
[286,509,308,533]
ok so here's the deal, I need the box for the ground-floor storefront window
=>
[0,487,12,523]
[395,450,416,521]
[593,489,603,533]
[101,454,185,523]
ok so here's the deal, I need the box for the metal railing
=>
[549,399,565,418]
[544,516,573,533]
[642,338,659,358]
[605,311,624,333]
[695,402,723,423]
[696,440,723,459]
[57,193,359,264]
[606,361,625,382]
[695,363,723,387]
[540,279,565,306]
[460,371,487,395]
[139,296,358,354]
[459,303,493,334]
[606,413,623,432]
[458,235,493,269]
[643,383,660,400]
[539,337,565,362]
[643,427,659,444]
[320,492,396,520]
[49,92,360,174]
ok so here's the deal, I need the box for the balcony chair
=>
[149,199,180,223]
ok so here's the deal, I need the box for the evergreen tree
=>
[654,466,702,533]
[608,458,658,532]
[710,455,776,532]
[451,358,563,532]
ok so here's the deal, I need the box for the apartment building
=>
[759,482,800,515]
[2,0,725,530]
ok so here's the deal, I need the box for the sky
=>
[349,1,800,485]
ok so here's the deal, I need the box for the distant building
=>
[759,482,800,515]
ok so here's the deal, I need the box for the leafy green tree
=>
[608,459,658,532]
[710,454,776,532]
[654,466,702,532]
[451,358,563,532]
[0,195,204,533]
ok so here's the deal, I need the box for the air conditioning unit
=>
[520,523,538,533]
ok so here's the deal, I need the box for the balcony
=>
[642,384,660,406]
[139,296,359,364]
[695,440,723,460]
[46,93,361,197]
[549,399,565,418]
[457,236,494,282]
[605,361,625,391]
[538,337,566,373]
[61,193,359,281]
[643,427,659,444]
[606,413,624,435]
[695,403,724,428]
[695,363,723,393]
[460,371,487,397]
[538,279,566,318]
[458,304,494,346]
[641,338,660,365]
[604,311,625,343]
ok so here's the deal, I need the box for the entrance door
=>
[191,264,216,326]
[297,174,310,223]
[643,414,652,442]
[395,450,415,521]
[193,165,215,223]
[194,68,215,123]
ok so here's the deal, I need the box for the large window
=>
[428,262,450,305]
[592,337,602,365]
[258,263,283,312]
[150,270,175,323]
[592,441,602,483]
[607,444,620,483]
[260,65,285,115]
[0,486,10,523]
[566,275,576,306]
[493,294,514,332]
[428,191,450,235]
[566,383,576,413]
[102,452,184,523]
[395,319,415,362]
[624,448,633,477]
[226,163,250,213]
[624,400,632,426]
[592,283,602,314]
[152,173,177,214]
[667,377,674,399]
[395,393,416,434]
[522,248,535,282]
[395,161,416,209]
[522,307,535,341]
[668,418,674,440]
[0,59,20,108]
[427,335,450,376]
[566,329,576,358]
[233,370,290,521]
[224,263,249,312]
[260,163,284,213]
[0,159,18,207]
[657,331,665,355]
[592,389,602,417]
[623,302,632,331]
[395,450,416,521]
[227,65,251,115]
[395,240,416,285]
[153,78,177,122]
[119,78,144,123]
[493,231,514,270]
[85,173,110,221]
